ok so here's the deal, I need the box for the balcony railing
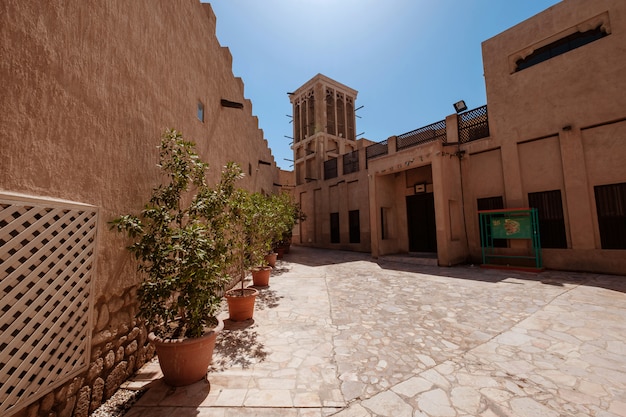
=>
[458,105,489,143]
[397,119,446,151]
[365,140,388,164]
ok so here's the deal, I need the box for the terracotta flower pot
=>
[148,318,224,386]
[251,266,271,286]
[225,287,259,321]
[264,252,277,267]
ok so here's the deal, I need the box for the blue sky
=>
[206,0,561,170]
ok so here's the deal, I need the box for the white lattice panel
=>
[0,194,97,416]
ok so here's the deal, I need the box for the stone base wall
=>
[13,287,154,417]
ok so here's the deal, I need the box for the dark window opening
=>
[380,207,389,240]
[197,101,204,122]
[516,25,608,72]
[346,100,355,141]
[343,151,359,175]
[349,210,360,244]
[337,97,345,138]
[294,104,301,142]
[307,95,315,137]
[595,182,626,249]
[528,190,567,248]
[330,212,340,243]
[326,91,335,135]
[324,158,338,180]
[477,196,507,248]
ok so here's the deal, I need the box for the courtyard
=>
[123,246,626,416]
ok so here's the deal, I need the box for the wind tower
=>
[289,74,359,185]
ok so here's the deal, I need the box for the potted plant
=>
[223,187,260,320]
[248,192,279,286]
[272,193,306,258]
[110,129,239,386]
[245,192,299,286]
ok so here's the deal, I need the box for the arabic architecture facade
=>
[1,0,625,416]
[290,0,626,276]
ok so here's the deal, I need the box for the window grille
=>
[343,150,359,175]
[337,95,345,139]
[346,98,355,141]
[294,103,301,142]
[397,119,446,150]
[324,158,338,180]
[459,105,489,143]
[0,195,97,416]
[594,182,626,249]
[528,190,567,248]
[325,90,335,135]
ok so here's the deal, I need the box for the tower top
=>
[289,73,358,103]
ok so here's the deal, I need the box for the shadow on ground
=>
[252,287,283,310]
[283,245,626,294]
[209,319,267,372]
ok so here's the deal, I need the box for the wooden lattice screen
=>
[0,194,97,416]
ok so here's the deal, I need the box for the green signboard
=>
[491,216,532,239]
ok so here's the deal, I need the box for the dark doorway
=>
[406,193,437,252]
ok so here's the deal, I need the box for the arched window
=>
[307,93,315,137]
[294,103,301,142]
[346,97,355,140]
[336,93,345,138]
[326,89,335,135]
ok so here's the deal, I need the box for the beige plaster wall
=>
[294,158,371,252]
[477,0,626,273]
[482,0,626,140]
[1,1,281,415]
[1,0,279,301]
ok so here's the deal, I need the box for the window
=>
[330,212,340,243]
[336,94,345,138]
[515,25,608,72]
[528,190,567,248]
[326,89,335,135]
[349,210,360,243]
[343,150,359,175]
[346,98,355,141]
[595,182,626,249]
[294,103,301,142]
[324,158,338,180]
[477,196,507,248]
[197,101,204,122]
[307,94,315,137]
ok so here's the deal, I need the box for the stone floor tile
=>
[390,376,433,398]
[361,390,413,417]
[121,247,626,417]
[243,389,293,407]
[330,403,372,416]
[213,388,248,407]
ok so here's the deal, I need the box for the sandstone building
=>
[1,1,281,416]
[1,0,625,416]
[290,0,626,276]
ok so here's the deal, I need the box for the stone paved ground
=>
[124,246,626,416]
